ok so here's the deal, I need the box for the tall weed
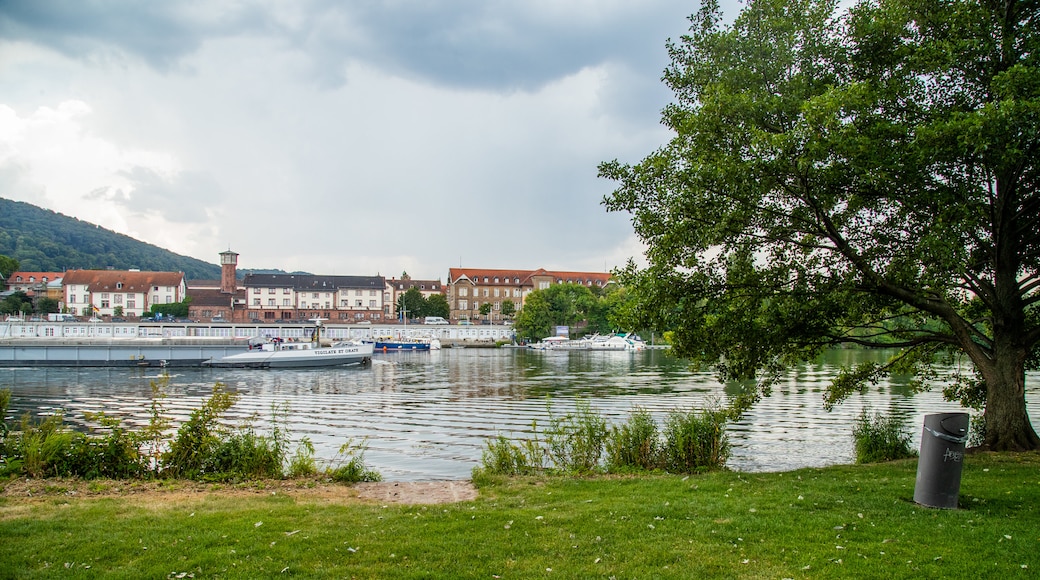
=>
[163,384,239,478]
[660,405,730,473]
[852,409,916,463]
[544,400,608,473]
[606,407,661,472]
[328,439,381,483]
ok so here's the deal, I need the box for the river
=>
[2,348,1037,480]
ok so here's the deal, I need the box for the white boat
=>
[205,319,373,368]
[528,336,588,350]
[529,333,646,351]
[587,333,647,351]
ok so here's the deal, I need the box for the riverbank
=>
[2,452,1037,578]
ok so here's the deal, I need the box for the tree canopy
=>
[513,283,635,341]
[600,0,1039,450]
[394,288,450,321]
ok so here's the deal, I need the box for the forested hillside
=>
[0,198,221,279]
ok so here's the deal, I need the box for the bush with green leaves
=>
[605,407,661,472]
[1,382,374,483]
[163,384,239,479]
[852,409,917,463]
[544,400,608,473]
[660,405,730,474]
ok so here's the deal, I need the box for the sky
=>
[0,1,731,281]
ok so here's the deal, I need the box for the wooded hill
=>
[0,198,221,280]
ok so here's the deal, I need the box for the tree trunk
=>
[981,356,1040,451]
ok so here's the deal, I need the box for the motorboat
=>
[205,318,373,368]
[587,333,647,351]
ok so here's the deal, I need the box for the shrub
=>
[288,437,318,477]
[480,435,533,476]
[606,407,661,472]
[660,405,730,473]
[544,400,608,473]
[205,426,284,481]
[328,439,381,483]
[852,409,917,463]
[163,384,239,478]
[15,412,76,478]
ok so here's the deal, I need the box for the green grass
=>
[2,452,1038,578]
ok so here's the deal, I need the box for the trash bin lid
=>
[939,413,969,436]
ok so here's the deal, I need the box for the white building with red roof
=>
[62,269,186,318]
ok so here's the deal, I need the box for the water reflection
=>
[1,349,1037,480]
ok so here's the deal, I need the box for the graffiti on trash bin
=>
[943,448,964,462]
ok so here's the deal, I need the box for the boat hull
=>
[205,342,374,368]
[373,341,431,352]
[0,339,248,367]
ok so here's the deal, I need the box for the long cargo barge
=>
[0,337,249,368]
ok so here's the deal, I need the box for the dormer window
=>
[116,282,123,289]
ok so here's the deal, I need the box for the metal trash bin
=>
[913,412,970,508]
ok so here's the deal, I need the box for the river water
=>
[2,348,1037,481]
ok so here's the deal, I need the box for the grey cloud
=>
[0,0,273,71]
[2,1,694,94]
[94,166,222,223]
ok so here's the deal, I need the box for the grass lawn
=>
[1,452,1038,579]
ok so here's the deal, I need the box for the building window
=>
[253,298,261,306]
[493,289,500,297]
[355,289,362,296]
[253,288,261,294]
[312,293,319,298]
[370,290,377,296]
[483,289,489,297]
[128,300,136,309]
[369,300,376,307]
[268,299,275,306]
[268,288,275,294]
[114,294,123,304]
[165,296,172,303]
[460,288,468,297]
[102,293,110,299]
[101,299,110,308]
[116,282,123,289]
[459,300,468,310]
[70,295,76,304]
[355,300,363,307]
[283,299,291,306]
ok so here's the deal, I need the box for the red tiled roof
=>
[62,270,184,292]
[7,271,64,284]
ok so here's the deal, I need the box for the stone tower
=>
[220,250,238,294]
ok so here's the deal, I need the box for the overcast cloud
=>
[0,1,728,280]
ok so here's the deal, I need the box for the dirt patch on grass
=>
[0,477,477,507]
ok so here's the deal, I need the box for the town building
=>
[242,273,387,323]
[4,272,65,305]
[187,250,246,321]
[446,268,612,324]
[385,274,445,319]
[62,269,186,318]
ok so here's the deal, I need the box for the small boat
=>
[205,319,373,368]
[528,336,587,350]
[372,337,432,351]
[587,333,647,351]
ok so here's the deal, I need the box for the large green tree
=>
[396,287,427,321]
[601,0,1039,450]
